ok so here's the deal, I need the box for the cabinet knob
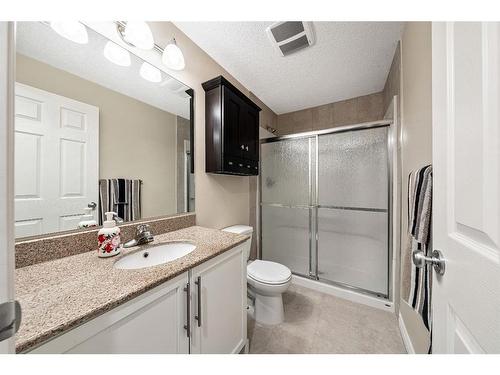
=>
[247,165,251,168]
[238,163,243,167]
[245,146,249,151]
[240,144,245,150]
[228,161,233,165]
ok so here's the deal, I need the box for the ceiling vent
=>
[266,21,315,56]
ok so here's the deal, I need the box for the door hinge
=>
[0,300,21,342]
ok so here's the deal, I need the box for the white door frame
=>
[0,21,16,354]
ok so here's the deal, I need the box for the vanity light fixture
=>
[50,21,88,44]
[162,38,185,71]
[115,21,186,71]
[103,41,131,67]
[139,62,162,83]
[117,21,154,50]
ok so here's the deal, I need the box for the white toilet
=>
[222,225,291,325]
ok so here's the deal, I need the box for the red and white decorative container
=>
[97,212,121,258]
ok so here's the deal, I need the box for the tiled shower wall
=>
[275,91,385,135]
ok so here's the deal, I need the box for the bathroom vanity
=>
[15,226,248,354]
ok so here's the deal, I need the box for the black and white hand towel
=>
[406,165,433,351]
[99,179,142,224]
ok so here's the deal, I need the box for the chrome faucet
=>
[123,224,154,248]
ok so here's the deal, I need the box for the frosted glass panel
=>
[318,127,388,208]
[261,137,313,205]
[317,208,388,295]
[261,205,310,276]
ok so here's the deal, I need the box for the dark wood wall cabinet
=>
[203,76,261,176]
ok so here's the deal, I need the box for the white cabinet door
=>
[432,22,500,353]
[29,273,189,354]
[14,83,99,238]
[189,245,247,354]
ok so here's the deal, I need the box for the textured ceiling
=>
[16,22,191,118]
[175,22,404,114]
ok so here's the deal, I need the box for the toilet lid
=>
[247,260,292,285]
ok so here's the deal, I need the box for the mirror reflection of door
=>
[14,83,99,238]
[14,21,194,239]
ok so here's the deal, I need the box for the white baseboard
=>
[291,275,394,312]
[398,312,415,354]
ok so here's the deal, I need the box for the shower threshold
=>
[291,274,394,312]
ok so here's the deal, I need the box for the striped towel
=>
[406,165,433,351]
[99,179,142,224]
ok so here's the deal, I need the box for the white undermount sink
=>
[114,242,196,270]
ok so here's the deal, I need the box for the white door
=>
[14,83,99,238]
[190,245,247,354]
[0,21,15,354]
[432,22,500,353]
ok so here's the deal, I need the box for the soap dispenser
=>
[78,207,98,229]
[98,212,121,258]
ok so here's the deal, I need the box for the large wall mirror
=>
[14,22,194,239]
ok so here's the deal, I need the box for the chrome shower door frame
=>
[259,120,394,301]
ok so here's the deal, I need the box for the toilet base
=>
[254,293,285,325]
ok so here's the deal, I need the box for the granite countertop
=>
[15,226,247,353]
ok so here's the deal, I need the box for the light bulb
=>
[50,21,88,44]
[162,38,185,71]
[103,41,131,67]
[140,62,162,83]
[122,21,154,50]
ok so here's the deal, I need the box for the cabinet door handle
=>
[245,146,249,151]
[183,283,190,338]
[240,144,245,150]
[195,276,202,327]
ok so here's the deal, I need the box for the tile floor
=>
[248,284,406,354]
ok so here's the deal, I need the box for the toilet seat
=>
[247,260,292,285]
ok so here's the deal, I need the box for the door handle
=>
[183,283,190,338]
[0,300,21,342]
[412,249,446,275]
[88,201,97,210]
[194,276,202,327]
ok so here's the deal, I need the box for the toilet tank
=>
[222,225,253,261]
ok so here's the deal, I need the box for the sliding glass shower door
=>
[260,136,315,276]
[317,127,389,296]
[260,124,391,298]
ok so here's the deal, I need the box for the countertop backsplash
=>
[15,213,196,268]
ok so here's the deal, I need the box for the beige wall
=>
[276,92,384,135]
[399,22,433,353]
[383,43,401,114]
[148,22,277,231]
[16,54,178,219]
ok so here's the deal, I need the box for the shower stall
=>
[260,121,392,299]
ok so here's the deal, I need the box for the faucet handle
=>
[136,224,151,234]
